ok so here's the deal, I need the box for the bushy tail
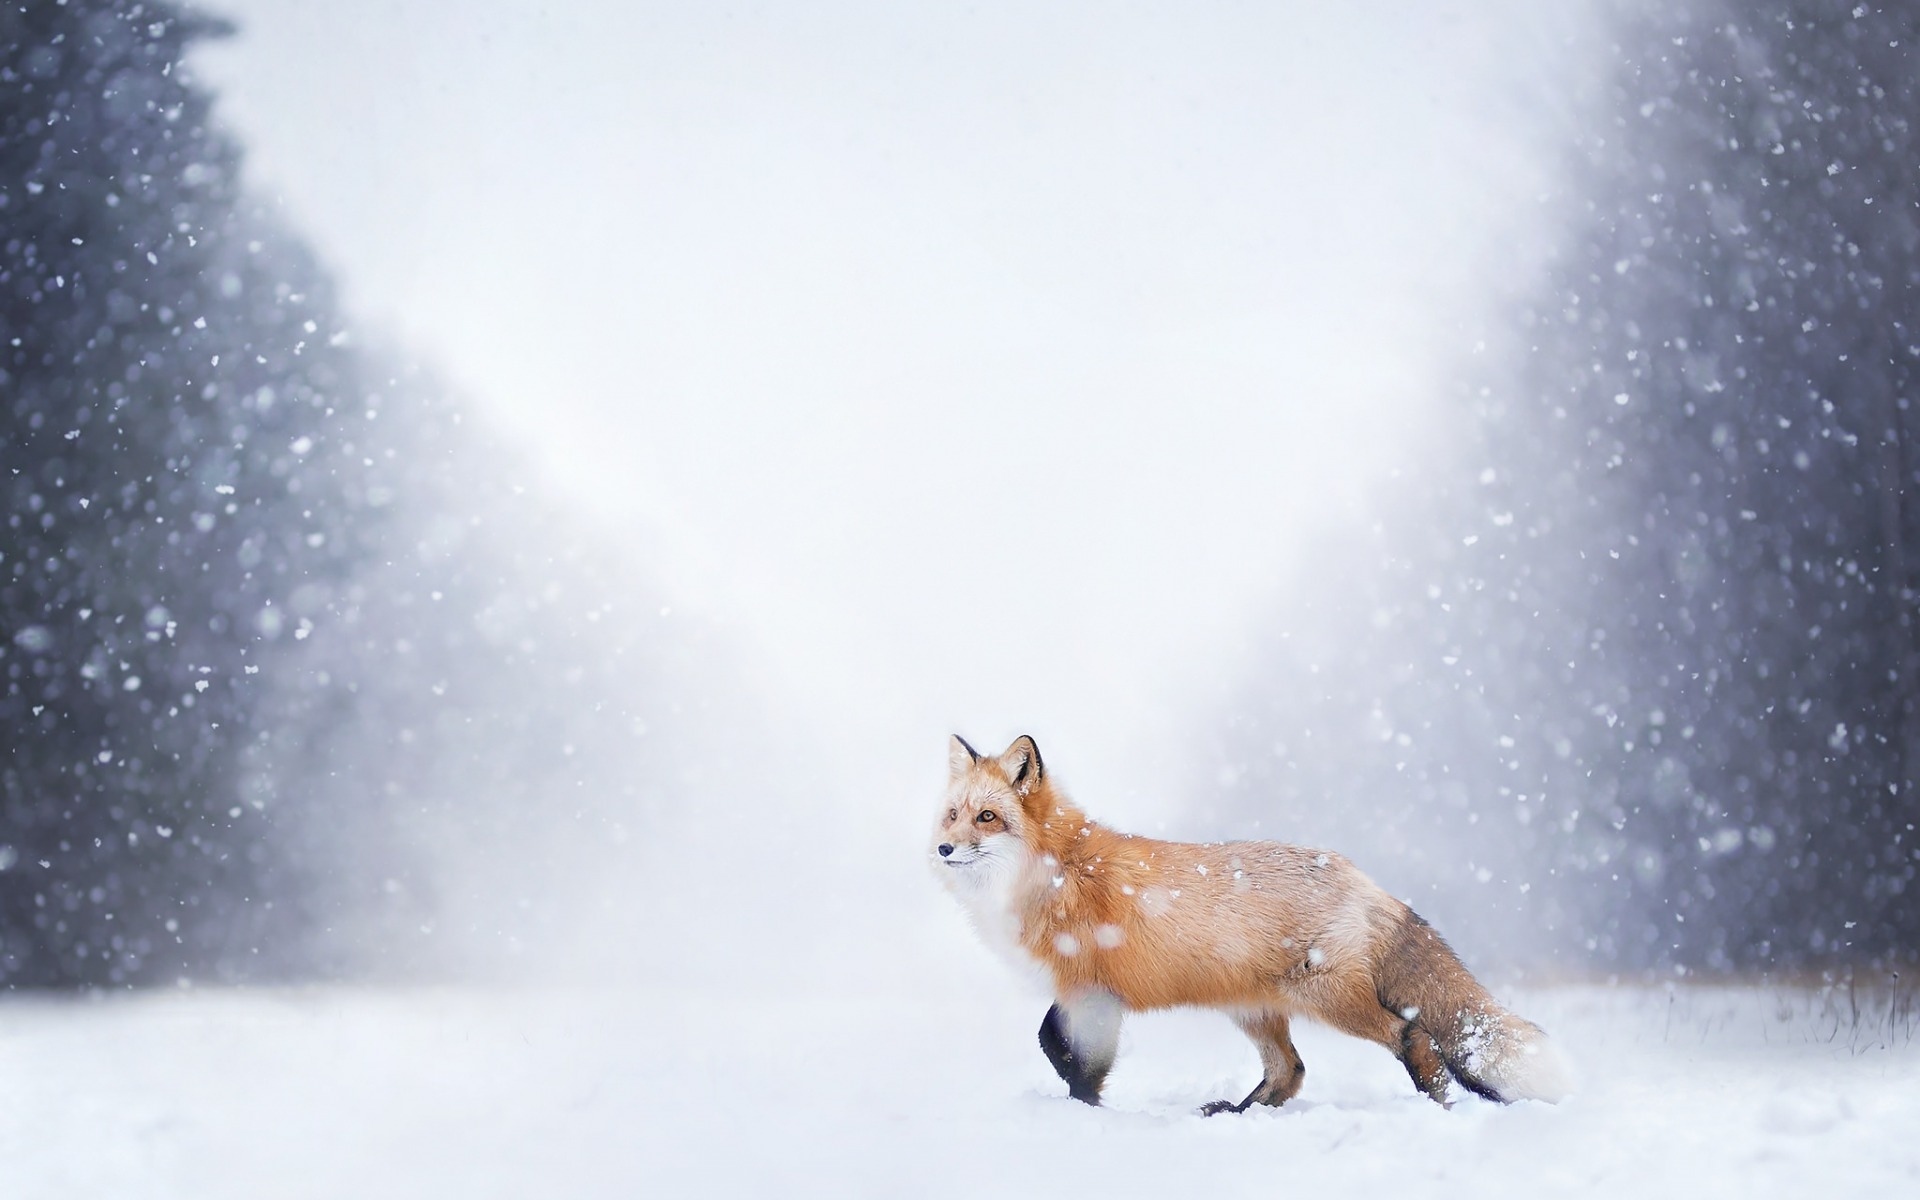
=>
[1379,910,1575,1104]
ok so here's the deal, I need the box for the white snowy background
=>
[4,1,1916,1195]
[184,0,1569,792]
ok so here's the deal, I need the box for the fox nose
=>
[937,843,954,857]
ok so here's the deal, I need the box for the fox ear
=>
[949,735,982,777]
[998,735,1044,793]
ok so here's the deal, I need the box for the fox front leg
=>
[1038,990,1123,1105]
[1038,1006,1100,1102]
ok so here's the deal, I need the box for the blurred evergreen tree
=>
[2,0,723,988]
[1210,0,1920,973]
[1483,0,1920,969]
[1,0,380,985]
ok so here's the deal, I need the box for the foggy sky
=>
[190,0,1587,818]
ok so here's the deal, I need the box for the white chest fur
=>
[942,837,1052,993]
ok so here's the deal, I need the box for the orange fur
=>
[933,735,1572,1110]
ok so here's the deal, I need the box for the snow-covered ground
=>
[4,966,1913,1198]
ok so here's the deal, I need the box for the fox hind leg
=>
[1201,1010,1305,1116]
[1383,1004,1505,1105]
[1316,997,1454,1106]
[1039,990,1123,1105]
[1396,1016,1453,1104]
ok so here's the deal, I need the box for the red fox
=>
[932,734,1572,1112]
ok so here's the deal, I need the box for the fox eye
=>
[947,808,957,822]
[977,810,997,824]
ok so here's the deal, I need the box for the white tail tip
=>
[1489,1029,1575,1103]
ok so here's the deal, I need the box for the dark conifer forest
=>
[1209,0,1920,975]
[2,1,735,988]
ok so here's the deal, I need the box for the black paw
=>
[1199,1077,1275,1116]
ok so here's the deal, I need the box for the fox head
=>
[932,734,1048,888]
